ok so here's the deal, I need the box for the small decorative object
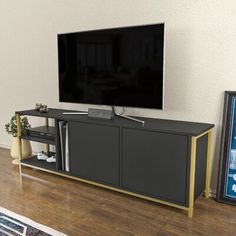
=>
[35,103,43,111]
[35,103,48,113]
[217,91,236,205]
[37,151,56,163]
[5,116,32,164]
[46,155,56,163]
[39,104,48,113]
[37,151,48,160]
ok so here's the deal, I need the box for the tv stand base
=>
[63,107,145,124]
[116,113,145,125]
[112,106,145,125]
[16,108,214,218]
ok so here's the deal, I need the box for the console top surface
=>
[16,108,214,136]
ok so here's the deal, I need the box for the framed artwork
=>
[217,91,236,205]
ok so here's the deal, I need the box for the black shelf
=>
[28,125,55,135]
[21,155,56,171]
[21,135,55,145]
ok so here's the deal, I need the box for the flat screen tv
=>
[58,23,165,109]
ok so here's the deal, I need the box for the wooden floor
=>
[0,147,236,236]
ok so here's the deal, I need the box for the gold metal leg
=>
[205,130,212,198]
[45,117,50,153]
[16,114,22,174]
[188,136,197,218]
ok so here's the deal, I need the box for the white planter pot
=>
[10,137,32,165]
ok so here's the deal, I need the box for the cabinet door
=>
[69,122,120,187]
[122,128,189,205]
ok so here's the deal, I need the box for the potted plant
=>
[5,115,32,164]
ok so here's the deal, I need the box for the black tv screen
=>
[58,23,165,109]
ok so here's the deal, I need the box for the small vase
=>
[10,137,32,165]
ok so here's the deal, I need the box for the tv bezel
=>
[57,22,165,110]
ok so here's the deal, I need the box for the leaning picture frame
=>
[217,91,236,205]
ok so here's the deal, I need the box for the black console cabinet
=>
[16,108,214,217]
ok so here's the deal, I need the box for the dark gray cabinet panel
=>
[122,128,189,205]
[69,122,120,186]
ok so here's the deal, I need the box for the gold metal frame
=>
[16,114,22,175]
[205,130,212,199]
[21,162,189,211]
[45,117,50,153]
[187,129,213,217]
[16,113,213,218]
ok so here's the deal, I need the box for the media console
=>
[15,108,214,217]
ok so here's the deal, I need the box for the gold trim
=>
[205,130,212,198]
[16,114,22,174]
[20,163,188,211]
[195,128,213,139]
[187,128,213,217]
[45,117,50,153]
[188,136,197,218]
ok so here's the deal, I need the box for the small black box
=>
[27,126,55,140]
[88,108,114,120]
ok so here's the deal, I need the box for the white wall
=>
[1,0,236,191]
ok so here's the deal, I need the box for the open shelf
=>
[21,154,56,171]
[21,126,55,145]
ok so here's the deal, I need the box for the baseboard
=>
[0,144,10,149]
[209,188,216,198]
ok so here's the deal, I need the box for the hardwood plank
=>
[0,147,236,236]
